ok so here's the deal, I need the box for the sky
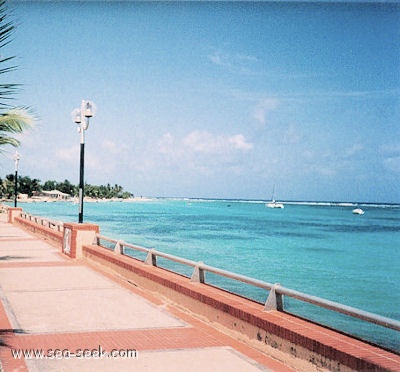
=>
[0,1,399,203]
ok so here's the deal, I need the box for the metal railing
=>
[95,234,400,333]
[19,212,64,232]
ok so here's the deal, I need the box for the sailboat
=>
[265,186,284,209]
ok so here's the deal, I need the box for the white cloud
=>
[236,53,258,63]
[315,166,337,177]
[208,50,259,74]
[101,139,129,154]
[283,124,302,145]
[56,146,79,162]
[253,98,279,126]
[183,131,223,154]
[54,141,130,180]
[102,139,118,153]
[208,53,223,66]
[379,142,400,173]
[183,130,253,154]
[380,142,400,155]
[85,154,103,171]
[301,143,366,180]
[344,143,364,158]
[156,132,184,166]
[148,131,254,179]
[383,156,400,173]
[229,134,253,151]
[158,132,175,154]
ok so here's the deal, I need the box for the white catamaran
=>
[265,186,284,209]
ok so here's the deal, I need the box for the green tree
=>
[0,0,33,152]
[56,179,75,195]
[84,183,96,198]
[42,180,57,191]
[19,176,41,197]
[112,184,123,197]
[1,175,134,200]
[99,185,108,198]
[121,191,133,199]
[0,173,14,198]
[0,176,8,197]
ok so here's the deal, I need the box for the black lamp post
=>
[72,100,95,223]
[13,151,20,207]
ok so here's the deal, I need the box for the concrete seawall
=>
[2,206,400,371]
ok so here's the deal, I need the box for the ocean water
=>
[16,199,400,351]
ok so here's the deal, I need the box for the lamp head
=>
[84,101,93,118]
[71,108,82,124]
[83,100,97,118]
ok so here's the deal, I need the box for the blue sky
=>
[1,1,399,203]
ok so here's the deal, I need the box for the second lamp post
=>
[13,151,20,207]
[72,100,95,223]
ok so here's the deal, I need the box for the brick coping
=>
[13,216,63,245]
[83,244,400,372]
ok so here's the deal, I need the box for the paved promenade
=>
[0,212,292,371]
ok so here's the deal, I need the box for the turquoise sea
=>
[16,198,400,351]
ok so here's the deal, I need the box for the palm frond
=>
[0,83,19,101]
[0,0,34,153]
[0,109,34,132]
[0,108,34,149]
[0,136,19,147]
[0,0,17,107]
[0,1,14,49]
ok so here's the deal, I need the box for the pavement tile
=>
[24,347,271,372]
[0,224,62,263]
[1,266,186,333]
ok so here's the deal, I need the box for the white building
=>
[33,190,71,200]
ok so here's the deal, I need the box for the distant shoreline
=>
[2,196,398,208]
[0,196,154,204]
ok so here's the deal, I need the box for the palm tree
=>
[0,109,33,148]
[0,0,33,152]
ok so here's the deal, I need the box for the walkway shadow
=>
[0,256,31,261]
[0,329,26,347]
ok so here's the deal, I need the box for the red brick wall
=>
[14,216,63,247]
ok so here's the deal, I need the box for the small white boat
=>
[352,208,364,215]
[265,185,284,208]
[266,201,284,209]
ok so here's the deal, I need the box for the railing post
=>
[190,261,205,283]
[264,283,284,311]
[62,222,100,259]
[114,240,124,255]
[7,207,22,223]
[92,234,99,245]
[145,248,157,266]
